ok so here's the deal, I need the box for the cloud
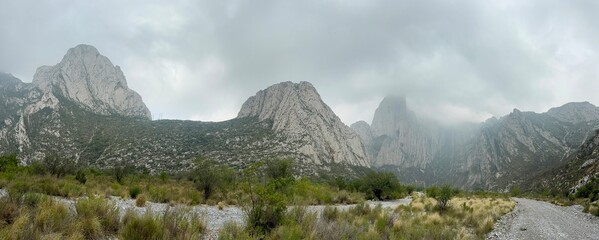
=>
[1,0,599,124]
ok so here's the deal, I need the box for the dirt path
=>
[488,198,599,240]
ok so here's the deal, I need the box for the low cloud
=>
[1,0,598,124]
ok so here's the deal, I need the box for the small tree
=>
[0,154,19,172]
[436,185,455,210]
[113,164,132,184]
[265,158,293,180]
[75,170,87,184]
[241,162,287,236]
[42,154,75,178]
[362,171,402,200]
[192,157,235,201]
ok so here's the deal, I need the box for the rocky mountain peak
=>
[237,81,369,167]
[371,95,412,136]
[0,72,22,87]
[32,44,151,119]
[546,102,599,123]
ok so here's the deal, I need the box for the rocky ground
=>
[487,198,599,240]
[0,189,411,239]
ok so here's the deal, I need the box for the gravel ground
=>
[487,198,599,240]
[0,189,411,240]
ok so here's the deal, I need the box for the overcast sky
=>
[1,0,599,125]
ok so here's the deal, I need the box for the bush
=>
[436,185,455,210]
[75,170,87,184]
[0,197,19,227]
[42,154,75,178]
[322,206,339,221]
[219,221,252,240]
[136,194,147,207]
[113,165,132,185]
[75,197,120,235]
[192,157,235,201]
[242,163,288,236]
[265,158,293,180]
[576,179,599,201]
[0,154,19,172]
[361,172,402,200]
[426,186,440,198]
[129,186,142,199]
[120,211,164,240]
[162,207,205,239]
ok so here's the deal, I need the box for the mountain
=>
[353,97,599,190]
[237,81,368,167]
[528,129,599,193]
[0,45,368,177]
[32,44,151,119]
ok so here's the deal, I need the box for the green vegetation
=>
[0,193,205,239]
[220,194,516,240]
[2,154,519,239]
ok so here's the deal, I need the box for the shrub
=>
[34,198,72,234]
[361,172,402,200]
[436,185,455,210]
[75,197,120,235]
[426,186,440,198]
[129,186,142,199]
[136,194,148,207]
[192,157,235,201]
[0,154,19,172]
[120,211,164,240]
[0,197,19,227]
[265,158,293,180]
[242,163,288,236]
[162,207,205,239]
[219,221,252,240]
[75,170,87,184]
[322,206,339,221]
[42,154,75,178]
[113,165,132,185]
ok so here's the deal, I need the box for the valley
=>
[1,44,598,239]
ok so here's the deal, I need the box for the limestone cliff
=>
[238,81,369,167]
[32,44,151,119]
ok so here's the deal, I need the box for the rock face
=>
[32,44,151,119]
[238,81,369,167]
[546,102,599,124]
[353,97,599,190]
[0,47,370,177]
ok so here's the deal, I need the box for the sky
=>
[1,0,599,125]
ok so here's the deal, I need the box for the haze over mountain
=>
[352,96,599,190]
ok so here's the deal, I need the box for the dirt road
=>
[488,198,599,240]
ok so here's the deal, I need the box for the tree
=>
[42,154,75,178]
[241,161,287,236]
[112,164,132,184]
[192,157,235,201]
[362,171,402,200]
[265,158,293,180]
[436,185,455,210]
[75,170,87,184]
[0,154,19,172]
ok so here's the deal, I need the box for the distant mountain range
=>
[1,44,596,192]
[352,96,599,191]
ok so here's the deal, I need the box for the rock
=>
[238,81,369,167]
[353,95,599,190]
[546,102,599,124]
[32,44,151,119]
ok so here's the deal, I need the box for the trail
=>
[488,198,599,240]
